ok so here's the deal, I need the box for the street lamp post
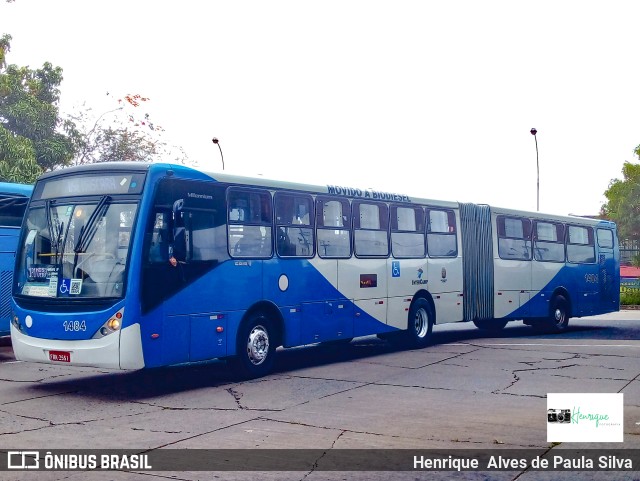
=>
[212,137,224,171]
[530,128,539,211]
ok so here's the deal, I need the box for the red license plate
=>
[49,350,70,362]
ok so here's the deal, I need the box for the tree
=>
[68,93,187,166]
[601,152,640,242]
[0,34,77,183]
[1,33,187,182]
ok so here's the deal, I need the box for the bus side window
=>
[533,221,565,262]
[597,228,614,249]
[189,210,225,262]
[391,205,425,258]
[275,193,314,257]
[228,188,273,259]
[427,208,458,257]
[0,195,28,227]
[567,225,595,263]
[353,201,389,257]
[497,216,531,261]
[316,197,351,258]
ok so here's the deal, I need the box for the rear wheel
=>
[234,314,276,379]
[404,298,434,348]
[546,295,570,332]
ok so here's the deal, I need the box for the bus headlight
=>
[107,318,121,330]
[93,308,124,338]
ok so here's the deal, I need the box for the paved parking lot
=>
[0,311,639,480]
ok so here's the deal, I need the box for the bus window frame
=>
[315,196,352,259]
[496,215,532,261]
[274,191,315,258]
[227,187,274,260]
[566,224,596,264]
[532,220,566,263]
[390,204,426,259]
[352,200,390,259]
[426,207,458,258]
[596,228,614,249]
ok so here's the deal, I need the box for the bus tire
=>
[473,319,508,331]
[234,315,276,379]
[546,295,570,332]
[404,298,434,348]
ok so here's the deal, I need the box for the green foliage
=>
[0,33,78,182]
[94,127,158,163]
[620,290,640,306]
[0,34,10,69]
[601,160,640,242]
[1,34,186,175]
[0,123,39,182]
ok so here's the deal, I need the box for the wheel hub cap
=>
[247,326,269,365]
[414,309,428,338]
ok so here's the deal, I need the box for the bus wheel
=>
[405,298,434,348]
[234,315,276,379]
[546,295,570,332]
[473,319,508,331]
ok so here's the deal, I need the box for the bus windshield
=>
[15,200,138,299]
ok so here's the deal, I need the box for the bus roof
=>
[34,163,615,227]
[0,182,33,197]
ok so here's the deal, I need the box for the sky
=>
[2,0,639,216]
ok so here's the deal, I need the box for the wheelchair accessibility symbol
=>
[59,279,70,294]
[392,261,400,277]
[59,278,82,296]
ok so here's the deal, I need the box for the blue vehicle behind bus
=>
[10,163,619,377]
[0,182,33,336]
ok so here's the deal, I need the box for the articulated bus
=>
[0,182,33,336]
[10,163,619,377]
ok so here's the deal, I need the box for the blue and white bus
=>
[0,182,33,336]
[10,163,619,377]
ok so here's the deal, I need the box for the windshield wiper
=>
[74,195,111,254]
[45,200,64,262]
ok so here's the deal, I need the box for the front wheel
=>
[404,298,434,348]
[234,315,276,379]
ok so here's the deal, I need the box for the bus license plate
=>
[49,351,70,363]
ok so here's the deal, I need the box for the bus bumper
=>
[10,323,144,370]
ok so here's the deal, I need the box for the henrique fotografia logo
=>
[547,393,623,442]
[547,409,571,423]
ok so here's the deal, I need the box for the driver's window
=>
[148,212,170,263]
